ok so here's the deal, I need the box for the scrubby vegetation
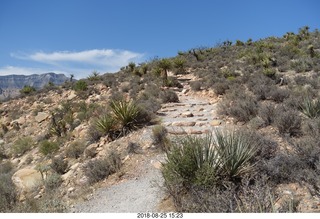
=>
[1,26,320,212]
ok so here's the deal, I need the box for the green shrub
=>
[73,80,88,91]
[39,140,59,156]
[258,103,276,126]
[44,173,62,191]
[159,90,179,103]
[275,106,301,136]
[212,81,229,95]
[87,71,100,81]
[162,129,258,187]
[218,88,258,122]
[65,140,87,159]
[299,97,320,118]
[20,85,36,95]
[0,173,17,212]
[190,81,202,91]
[83,151,121,184]
[50,156,68,174]
[11,137,34,157]
[151,125,169,151]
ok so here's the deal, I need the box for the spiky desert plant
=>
[300,98,320,118]
[162,133,223,187]
[214,129,258,179]
[110,100,140,133]
[94,114,115,136]
[158,58,172,84]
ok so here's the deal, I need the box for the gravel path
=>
[70,155,165,213]
[70,75,221,213]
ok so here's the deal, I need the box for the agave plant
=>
[300,97,320,118]
[213,129,258,179]
[94,114,115,136]
[110,100,140,133]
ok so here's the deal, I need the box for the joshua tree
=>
[158,58,172,85]
[70,74,74,82]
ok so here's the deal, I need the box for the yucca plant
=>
[214,129,258,179]
[94,114,115,136]
[300,98,320,118]
[110,100,140,133]
[162,134,223,187]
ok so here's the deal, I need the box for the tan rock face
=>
[12,168,43,192]
[35,112,50,123]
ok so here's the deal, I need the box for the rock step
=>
[166,127,211,135]
[162,120,223,127]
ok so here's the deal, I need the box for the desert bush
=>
[50,156,68,174]
[44,172,62,191]
[83,151,121,184]
[264,153,305,184]
[73,80,88,91]
[292,137,320,171]
[290,58,313,73]
[39,140,59,156]
[65,140,87,159]
[87,123,103,143]
[218,88,258,122]
[258,102,276,126]
[13,192,66,213]
[11,137,34,157]
[0,172,17,212]
[302,118,320,138]
[0,161,13,174]
[190,81,202,91]
[250,84,271,100]
[212,81,229,95]
[159,90,179,103]
[164,77,183,88]
[20,85,36,95]
[173,175,276,213]
[268,87,290,103]
[151,125,169,151]
[274,105,301,136]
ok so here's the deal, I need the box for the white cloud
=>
[11,49,145,71]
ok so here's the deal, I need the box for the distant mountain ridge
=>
[0,72,69,99]
[0,73,69,89]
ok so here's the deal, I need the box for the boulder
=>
[172,121,196,127]
[67,91,77,100]
[12,169,43,192]
[210,120,223,126]
[35,112,49,123]
[181,112,194,117]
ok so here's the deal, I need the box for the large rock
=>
[181,112,194,118]
[210,120,223,126]
[172,121,196,127]
[35,112,49,123]
[12,169,43,192]
[67,90,77,100]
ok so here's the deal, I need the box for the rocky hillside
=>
[0,73,69,100]
[1,26,320,213]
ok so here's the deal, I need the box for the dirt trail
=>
[70,75,222,213]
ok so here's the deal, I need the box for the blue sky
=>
[0,0,319,79]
